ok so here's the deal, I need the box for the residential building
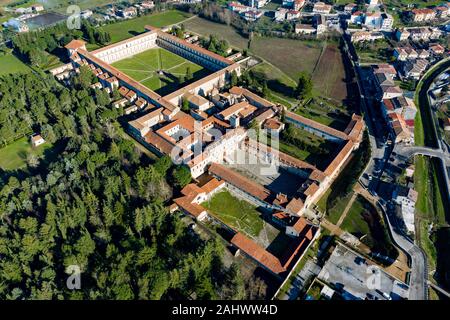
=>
[274,8,289,21]
[402,59,428,80]
[315,15,327,35]
[393,186,418,233]
[313,2,332,14]
[380,13,394,31]
[118,7,137,19]
[229,1,251,13]
[349,11,364,25]
[344,3,357,13]
[393,46,418,61]
[247,0,269,8]
[435,6,449,19]
[395,28,410,41]
[295,23,316,35]
[286,10,301,20]
[31,134,45,147]
[409,8,436,22]
[243,10,263,21]
[429,43,445,55]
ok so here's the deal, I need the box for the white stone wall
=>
[93,33,158,64]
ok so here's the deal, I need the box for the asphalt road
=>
[342,35,428,300]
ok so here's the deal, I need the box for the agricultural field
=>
[183,16,249,49]
[99,10,192,45]
[250,36,324,80]
[0,137,53,170]
[112,47,210,96]
[0,53,31,75]
[311,44,348,104]
[202,189,264,239]
[184,17,349,104]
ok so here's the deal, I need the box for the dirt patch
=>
[312,44,348,104]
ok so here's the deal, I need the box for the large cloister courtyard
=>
[111,47,211,96]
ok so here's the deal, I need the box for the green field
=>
[112,47,210,96]
[326,193,354,225]
[340,195,398,260]
[0,137,52,170]
[99,10,192,44]
[0,53,31,75]
[184,17,324,79]
[202,190,264,238]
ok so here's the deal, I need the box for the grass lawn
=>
[0,137,52,170]
[0,53,31,75]
[99,10,192,45]
[418,219,437,271]
[202,190,264,238]
[183,16,249,49]
[250,37,324,81]
[112,47,209,95]
[295,98,351,131]
[340,196,370,237]
[341,195,398,260]
[355,40,392,64]
[327,193,354,225]
[250,62,297,106]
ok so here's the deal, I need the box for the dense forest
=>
[0,72,247,299]
[10,21,110,68]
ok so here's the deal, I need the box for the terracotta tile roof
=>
[98,72,110,80]
[105,76,118,83]
[129,108,163,131]
[309,169,326,183]
[286,197,304,214]
[173,195,206,218]
[219,101,250,119]
[153,28,233,66]
[324,140,354,176]
[264,118,283,130]
[181,183,204,196]
[125,90,137,100]
[201,178,225,194]
[201,116,230,129]
[344,114,364,142]
[229,86,275,108]
[65,39,86,50]
[383,99,395,111]
[273,193,289,206]
[135,97,147,108]
[144,130,175,155]
[118,86,130,96]
[304,182,319,197]
[186,92,209,107]
[292,217,308,233]
[231,232,286,274]
[285,111,349,140]
[208,163,271,202]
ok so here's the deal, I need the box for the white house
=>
[31,134,45,147]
